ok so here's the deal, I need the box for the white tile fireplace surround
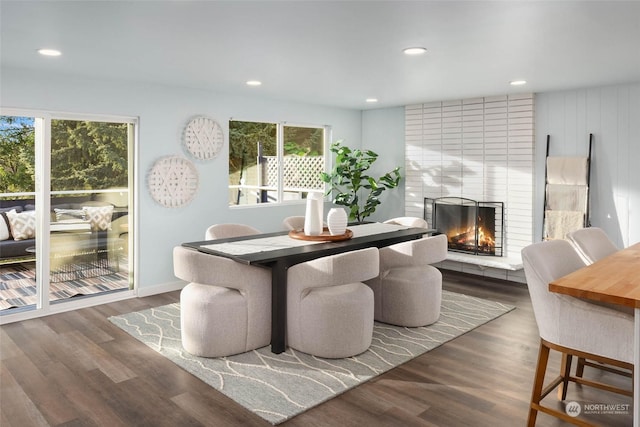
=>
[405,94,535,283]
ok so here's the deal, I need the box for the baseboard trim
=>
[137,280,185,297]
[441,268,526,287]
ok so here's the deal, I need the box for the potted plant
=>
[321,141,401,223]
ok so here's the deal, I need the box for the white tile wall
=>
[405,94,535,283]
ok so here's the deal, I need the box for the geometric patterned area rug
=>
[109,290,514,424]
[0,261,129,310]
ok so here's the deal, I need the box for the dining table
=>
[182,222,434,354]
[549,242,640,427]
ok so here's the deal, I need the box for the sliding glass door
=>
[0,112,136,318]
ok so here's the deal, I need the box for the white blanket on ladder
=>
[544,210,584,240]
[546,184,588,212]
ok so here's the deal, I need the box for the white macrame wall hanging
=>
[183,116,224,160]
[147,156,199,208]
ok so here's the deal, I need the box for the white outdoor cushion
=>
[54,208,87,222]
[0,211,12,240]
[6,209,36,240]
[83,205,113,231]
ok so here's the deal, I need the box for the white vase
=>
[304,197,322,236]
[327,207,348,235]
[308,191,324,230]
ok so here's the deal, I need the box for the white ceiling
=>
[2,1,639,110]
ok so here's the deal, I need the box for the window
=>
[228,121,327,206]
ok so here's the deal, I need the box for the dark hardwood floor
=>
[1,271,633,426]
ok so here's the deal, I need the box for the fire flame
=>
[447,226,495,248]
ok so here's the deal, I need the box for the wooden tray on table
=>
[288,227,353,242]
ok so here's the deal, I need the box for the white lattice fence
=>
[264,156,324,191]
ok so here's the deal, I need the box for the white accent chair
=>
[383,216,429,228]
[565,227,630,381]
[174,224,270,357]
[365,234,447,327]
[521,240,633,426]
[566,226,618,264]
[205,223,260,240]
[282,216,304,231]
[282,216,326,231]
[287,247,379,358]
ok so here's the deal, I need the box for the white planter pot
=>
[327,207,348,235]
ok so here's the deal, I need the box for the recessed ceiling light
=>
[403,47,427,56]
[510,80,527,86]
[246,80,262,86]
[37,48,61,57]
[366,98,378,103]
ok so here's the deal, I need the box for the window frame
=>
[228,119,331,208]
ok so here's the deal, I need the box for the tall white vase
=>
[308,191,324,229]
[304,197,322,236]
[327,207,348,235]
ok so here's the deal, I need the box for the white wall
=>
[361,106,406,222]
[535,83,640,247]
[1,67,363,292]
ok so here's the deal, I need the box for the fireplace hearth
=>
[424,197,504,256]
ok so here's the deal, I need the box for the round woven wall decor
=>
[183,116,224,160]
[147,156,199,208]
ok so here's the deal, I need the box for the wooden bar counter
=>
[550,242,640,426]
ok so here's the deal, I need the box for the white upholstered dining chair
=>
[383,216,429,228]
[205,223,260,240]
[566,226,618,265]
[282,216,305,231]
[282,215,326,231]
[565,226,630,383]
[365,234,447,327]
[521,239,633,426]
[287,247,379,358]
[174,223,270,357]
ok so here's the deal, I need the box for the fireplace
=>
[424,197,504,256]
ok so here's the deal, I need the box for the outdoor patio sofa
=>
[0,194,128,265]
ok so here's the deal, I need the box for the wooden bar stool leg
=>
[528,340,551,427]
[558,353,572,400]
[576,357,586,377]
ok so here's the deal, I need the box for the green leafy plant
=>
[320,141,401,222]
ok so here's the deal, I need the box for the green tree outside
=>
[0,116,35,194]
[228,121,277,174]
[229,121,324,175]
[0,116,128,196]
[51,120,128,191]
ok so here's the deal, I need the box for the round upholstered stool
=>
[292,282,374,359]
[379,264,442,327]
[180,282,247,357]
